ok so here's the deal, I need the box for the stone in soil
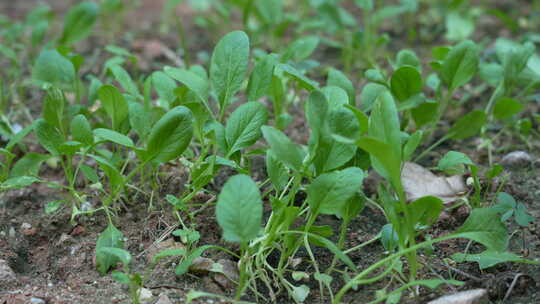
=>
[501,151,533,168]
[0,258,17,285]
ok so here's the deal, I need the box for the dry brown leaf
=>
[401,162,467,204]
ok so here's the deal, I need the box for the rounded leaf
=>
[216,175,262,243]
[146,106,194,163]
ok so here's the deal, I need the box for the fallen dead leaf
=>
[401,162,467,204]
[427,289,488,304]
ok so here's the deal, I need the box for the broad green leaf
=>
[97,247,132,267]
[35,119,63,155]
[10,152,48,177]
[493,97,523,120]
[454,208,508,251]
[514,203,534,227]
[94,128,134,148]
[70,114,94,146]
[216,175,262,243]
[390,66,422,102]
[448,110,486,140]
[408,196,443,226]
[247,54,276,102]
[261,126,304,172]
[43,88,65,132]
[95,224,124,275]
[307,167,364,216]
[225,102,268,156]
[164,66,209,103]
[452,250,540,269]
[210,31,250,108]
[327,68,355,105]
[59,1,99,45]
[441,40,479,91]
[98,85,129,131]
[411,100,438,127]
[146,106,193,163]
[1,176,40,191]
[32,49,75,86]
[437,151,473,174]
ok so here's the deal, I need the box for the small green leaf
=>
[43,87,65,131]
[216,175,262,243]
[307,167,364,216]
[210,31,250,109]
[225,102,268,156]
[97,247,132,267]
[403,130,423,161]
[93,128,134,148]
[1,176,40,190]
[390,66,422,102]
[10,152,48,177]
[266,150,289,192]
[282,36,319,62]
[95,224,124,275]
[70,114,94,146]
[146,106,193,163]
[327,68,355,105]
[247,54,276,101]
[152,248,186,264]
[441,40,479,91]
[165,66,209,104]
[278,63,319,91]
[128,102,151,141]
[35,119,63,155]
[109,64,139,97]
[98,85,129,131]
[493,97,523,120]
[437,151,473,174]
[176,245,216,275]
[45,200,64,214]
[448,110,486,140]
[32,49,75,86]
[59,1,99,45]
[408,196,443,226]
[454,208,508,251]
[452,250,540,269]
[261,126,304,172]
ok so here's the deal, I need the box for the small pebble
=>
[138,287,153,302]
[30,297,46,304]
[501,151,533,168]
[0,259,17,284]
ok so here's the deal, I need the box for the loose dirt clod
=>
[501,151,533,168]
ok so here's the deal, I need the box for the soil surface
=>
[1,1,539,304]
